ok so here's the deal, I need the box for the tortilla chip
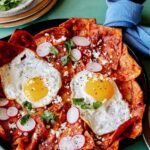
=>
[0,126,7,140]
[117,80,145,138]
[108,137,124,150]
[110,117,136,143]
[112,44,141,81]
[60,18,96,37]
[90,23,122,70]
[34,27,70,46]
[0,41,24,67]
[9,30,37,50]
[61,18,123,71]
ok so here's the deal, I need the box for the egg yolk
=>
[85,78,114,102]
[23,77,48,102]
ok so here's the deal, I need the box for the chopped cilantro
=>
[61,55,70,66]
[49,46,58,56]
[73,98,84,105]
[41,110,56,124]
[20,114,30,125]
[93,102,102,109]
[60,39,74,65]
[81,103,92,109]
[64,39,74,52]
[22,101,32,112]
[73,98,102,110]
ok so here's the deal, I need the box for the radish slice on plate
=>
[36,42,52,57]
[71,49,82,61]
[7,107,18,117]
[0,98,9,107]
[67,107,79,124]
[17,118,36,132]
[59,136,74,150]
[86,62,102,72]
[0,108,9,120]
[72,134,85,149]
[72,36,91,46]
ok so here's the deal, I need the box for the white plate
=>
[0,0,34,17]
[0,0,49,23]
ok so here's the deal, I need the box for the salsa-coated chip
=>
[112,44,141,81]
[9,30,37,50]
[0,41,24,67]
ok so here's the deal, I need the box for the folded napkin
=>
[104,0,150,56]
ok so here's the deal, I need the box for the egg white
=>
[70,70,131,135]
[0,49,62,108]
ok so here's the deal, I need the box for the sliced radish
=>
[72,36,91,46]
[71,49,82,62]
[36,42,52,57]
[67,107,79,124]
[0,98,9,107]
[59,136,74,150]
[72,134,85,149]
[0,108,9,121]
[86,62,102,72]
[17,118,36,132]
[7,107,18,117]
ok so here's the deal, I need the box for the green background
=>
[0,0,150,150]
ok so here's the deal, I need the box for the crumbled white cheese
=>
[112,77,116,80]
[64,47,67,52]
[44,33,50,37]
[46,125,50,129]
[72,62,79,69]
[8,123,17,130]
[41,142,48,147]
[55,131,61,138]
[53,36,66,43]
[107,71,112,76]
[30,109,35,113]
[60,122,67,130]
[67,98,70,101]
[91,44,96,48]
[109,60,113,63]
[10,130,13,134]
[92,50,100,59]
[63,71,69,77]
[64,85,70,89]
[19,111,25,116]
[50,122,67,138]
[51,129,56,135]
[52,95,62,104]
[97,39,102,45]
[87,72,92,78]
[103,52,107,56]
[18,132,22,136]
[33,133,38,140]
[102,59,108,65]
[23,132,28,136]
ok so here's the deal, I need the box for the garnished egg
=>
[70,70,130,135]
[0,49,61,108]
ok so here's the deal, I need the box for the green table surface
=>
[0,0,150,150]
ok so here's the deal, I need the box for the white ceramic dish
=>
[0,0,34,17]
[0,0,47,23]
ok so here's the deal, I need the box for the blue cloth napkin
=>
[104,0,150,56]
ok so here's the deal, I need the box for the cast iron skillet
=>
[0,19,149,150]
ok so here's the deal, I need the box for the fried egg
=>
[70,70,130,135]
[0,49,61,108]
